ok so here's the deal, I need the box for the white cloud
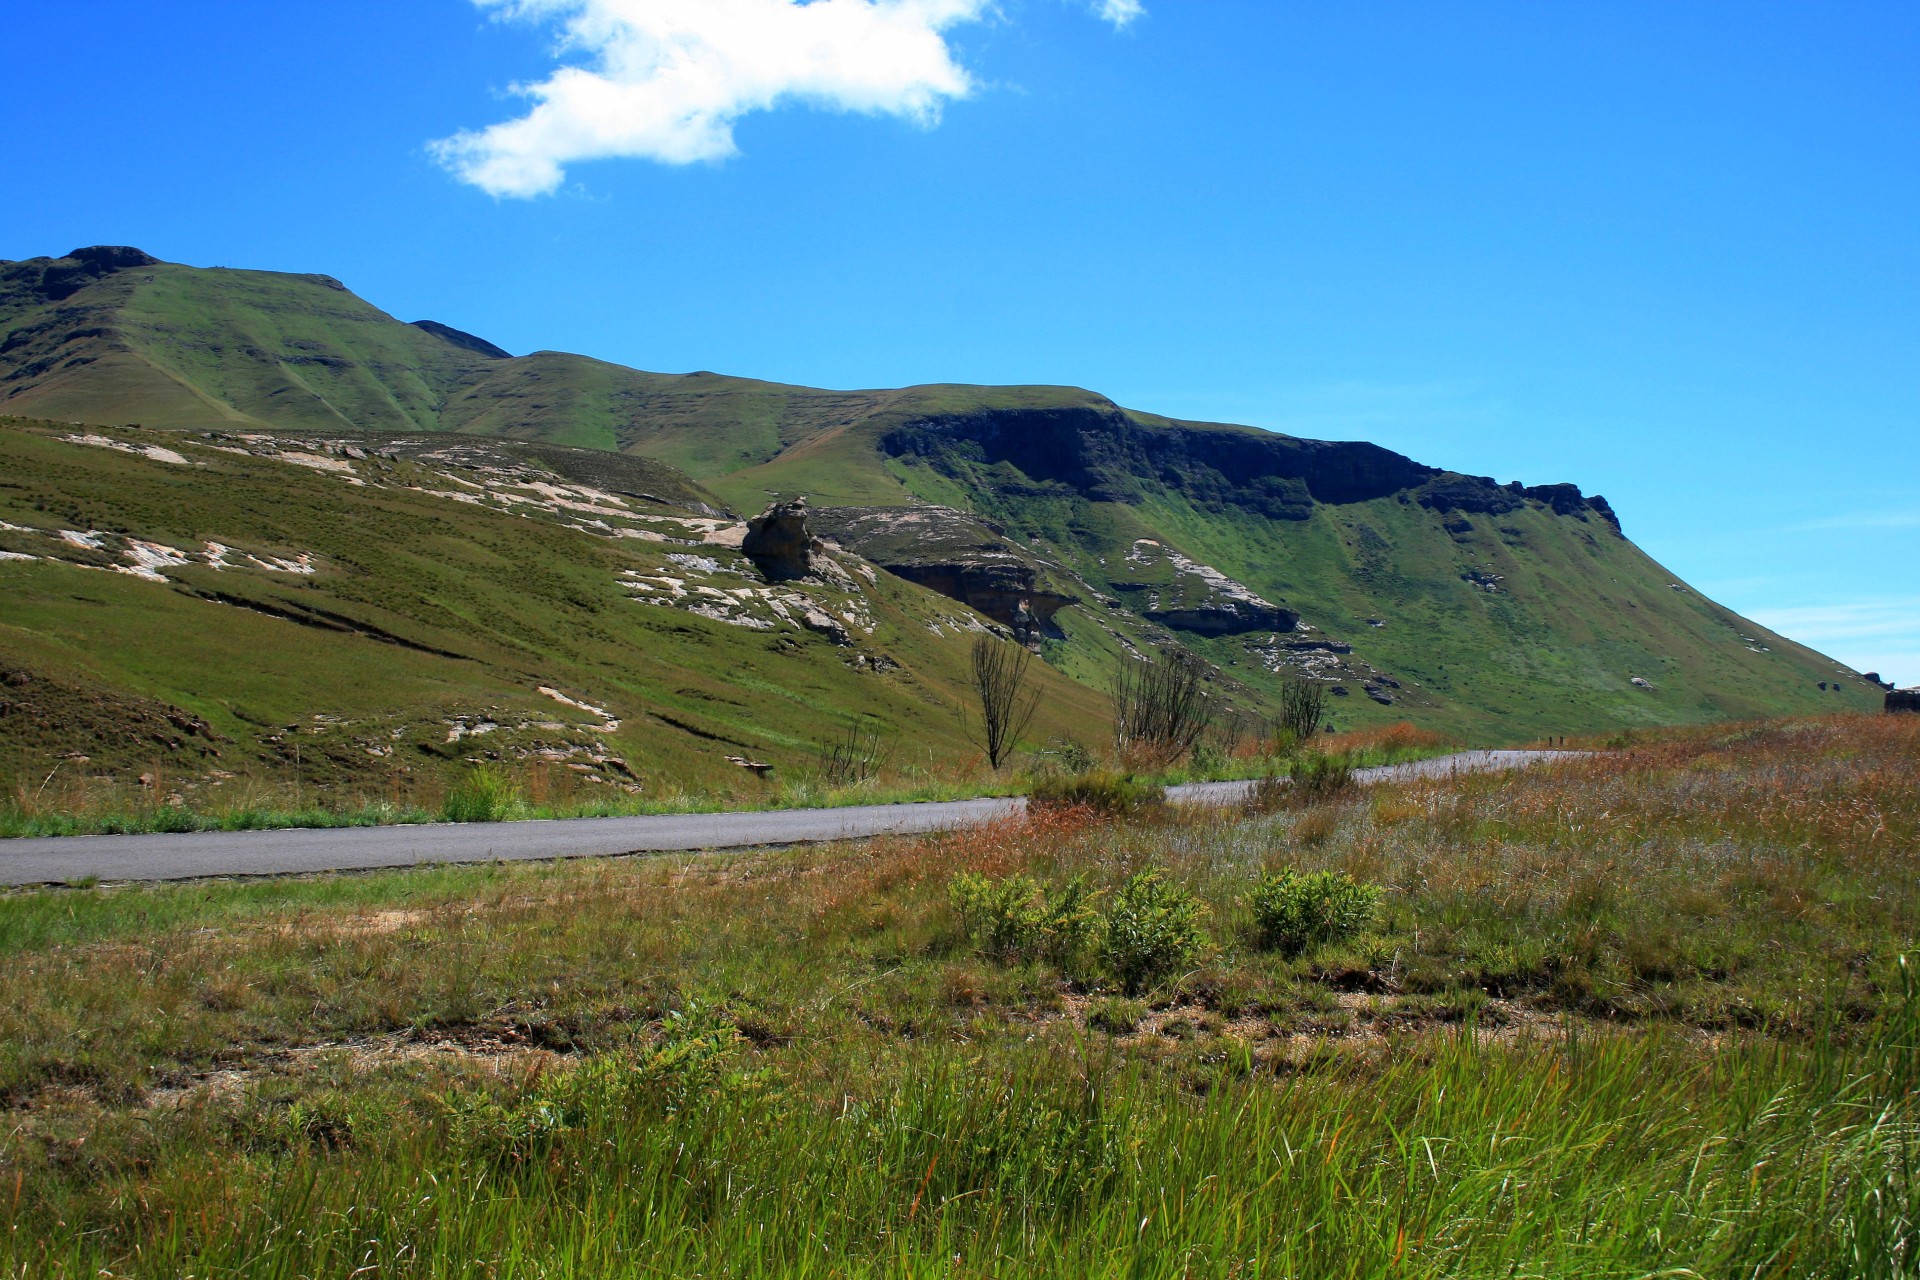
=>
[1747,596,1920,686]
[436,0,1145,196]
[435,0,992,197]
[1786,510,1920,532]
[1750,598,1920,642]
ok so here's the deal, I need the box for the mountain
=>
[0,246,1882,790]
[0,417,1112,797]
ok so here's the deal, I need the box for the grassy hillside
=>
[737,414,1873,738]
[0,418,1110,811]
[0,245,1882,749]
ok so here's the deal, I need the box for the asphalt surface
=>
[0,749,1577,886]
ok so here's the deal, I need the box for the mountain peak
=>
[65,246,160,270]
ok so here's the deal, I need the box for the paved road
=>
[0,750,1577,886]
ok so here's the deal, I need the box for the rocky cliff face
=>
[812,505,1074,642]
[1890,689,1920,714]
[880,405,1437,519]
[0,246,160,305]
[1415,473,1622,532]
[876,404,1621,533]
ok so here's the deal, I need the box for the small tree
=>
[1274,676,1328,750]
[969,635,1042,769]
[817,717,888,787]
[1111,647,1214,767]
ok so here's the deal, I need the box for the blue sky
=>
[7,0,1916,682]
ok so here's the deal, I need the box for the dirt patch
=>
[143,1023,567,1110]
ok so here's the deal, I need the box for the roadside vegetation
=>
[0,712,1913,1274]
[0,713,1453,840]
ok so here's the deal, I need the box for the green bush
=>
[441,765,522,824]
[1100,870,1208,995]
[1027,772,1163,819]
[1249,868,1381,955]
[444,1001,744,1162]
[1291,752,1357,805]
[949,872,1102,965]
[1029,737,1097,775]
[1085,997,1145,1035]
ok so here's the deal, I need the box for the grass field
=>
[1,712,1913,1275]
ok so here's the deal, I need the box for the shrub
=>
[1275,676,1328,744]
[1188,738,1227,775]
[1245,752,1355,814]
[444,1002,744,1162]
[817,718,888,787]
[1249,869,1381,955]
[949,872,1102,965]
[1111,647,1215,767]
[441,765,522,824]
[1100,870,1208,994]
[1028,737,1097,775]
[1027,772,1163,820]
[1085,997,1145,1035]
[1291,752,1356,805]
[1247,773,1290,813]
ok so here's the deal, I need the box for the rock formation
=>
[1117,539,1299,637]
[11,245,160,303]
[1889,688,1920,715]
[744,497,828,582]
[812,505,1075,642]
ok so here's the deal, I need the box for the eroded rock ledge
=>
[812,505,1075,643]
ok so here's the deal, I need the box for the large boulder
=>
[744,497,826,582]
[1889,688,1920,715]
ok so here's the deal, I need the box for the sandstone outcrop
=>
[744,498,831,582]
[812,505,1074,642]
[12,245,161,303]
[1117,539,1299,637]
[1415,473,1622,532]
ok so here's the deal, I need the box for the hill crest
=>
[0,245,1883,739]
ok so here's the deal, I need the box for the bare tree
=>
[1111,646,1215,767]
[817,717,889,787]
[970,635,1043,769]
[1273,676,1328,750]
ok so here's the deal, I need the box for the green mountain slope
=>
[0,245,1883,749]
[0,418,1108,797]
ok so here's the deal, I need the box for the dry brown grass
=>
[1322,720,1453,758]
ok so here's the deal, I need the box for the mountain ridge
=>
[0,244,1883,748]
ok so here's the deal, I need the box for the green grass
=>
[0,714,1913,1274]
